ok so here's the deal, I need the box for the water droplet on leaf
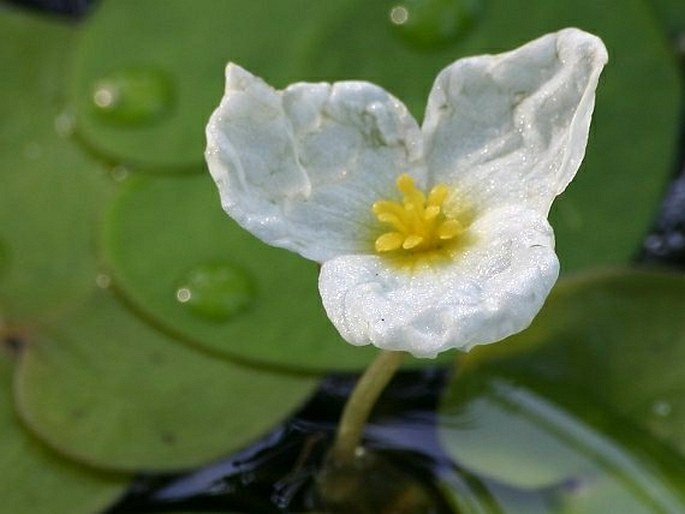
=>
[389,0,483,49]
[54,110,76,137]
[652,400,672,417]
[110,165,130,182]
[176,262,255,321]
[389,5,409,25]
[90,68,175,126]
[176,287,191,303]
[95,273,112,289]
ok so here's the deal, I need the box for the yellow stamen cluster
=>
[373,173,463,254]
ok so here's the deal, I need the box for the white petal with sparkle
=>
[423,28,608,214]
[318,205,559,357]
[206,64,424,263]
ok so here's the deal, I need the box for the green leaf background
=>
[1,0,684,512]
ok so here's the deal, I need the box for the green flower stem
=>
[330,350,406,465]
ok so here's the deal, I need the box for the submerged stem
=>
[330,350,406,465]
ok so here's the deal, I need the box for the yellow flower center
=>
[372,173,464,256]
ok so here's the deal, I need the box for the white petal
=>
[318,206,559,357]
[206,64,424,263]
[423,28,608,214]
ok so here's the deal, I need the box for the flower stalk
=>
[330,350,406,465]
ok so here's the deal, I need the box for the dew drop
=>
[389,0,483,49]
[652,400,672,417]
[54,110,76,138]
[90,68,175,126]
[110,165,130,182]
[95,273,112,289]
[176,287,192,303]
[389,5,409,24]
[176,262,255,321]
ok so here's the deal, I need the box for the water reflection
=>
[439,378,685,512]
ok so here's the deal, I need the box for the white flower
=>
[205,28,608,358]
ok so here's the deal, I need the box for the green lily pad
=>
[441,389,685,513]
[0,9,113,321]
[1,4,315,477]
[471,269,685,458]
[441,378,684,509]
[71,0,678,273]
[101,173,380,371]
[0,349,129,514]
[438,268,685,512]
[15,287,319,471]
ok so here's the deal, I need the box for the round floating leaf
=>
[440,377,685,512]
[470,269,685,459]
[101,173,380,371]
[0,9,113,321]
[441,377,684,510]
[439,268,685,511]
[15,288,319,471]
[0,350,129,514]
